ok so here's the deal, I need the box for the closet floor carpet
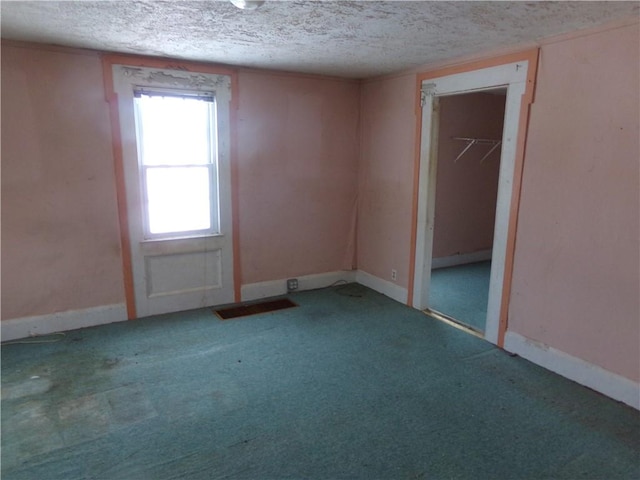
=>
[429,260,492,332]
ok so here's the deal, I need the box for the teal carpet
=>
[2,285,638,479]
[429,261,492,332]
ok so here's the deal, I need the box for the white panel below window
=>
[145,250,222,298]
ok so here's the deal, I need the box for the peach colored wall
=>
[1,44,125,319]
[358,74,417,287]
[1,44,360,320]
[357,24,638,382]
[433,93,505,258]
[236,72,360,284]
[4,23,637,386]
[509,23,640,381]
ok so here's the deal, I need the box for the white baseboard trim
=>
[1,303,128,342]
[241,270,357,302]
[432,249,492,269]
[355,270,408,304]
[504,331,640,410]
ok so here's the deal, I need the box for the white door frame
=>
[412,61,529,345]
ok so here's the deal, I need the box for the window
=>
[110,64,235,316]
[134,90,219,238]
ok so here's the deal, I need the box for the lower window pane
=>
[146,167,211,235]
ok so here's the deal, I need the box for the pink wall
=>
[433,93,504,259]
[2,23,638,387]
[509,23,640,381]
[357,74,417,288]
[1,43,361,321]
[356,23,639,383]
[1,45,125,319]
[236,71,360,284]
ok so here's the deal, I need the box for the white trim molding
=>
[1,304,128,342]
[241,270,357,302]
[413,60,530,347]
[504,331,640,410]
[111,64,235,317]
[431,249,492,270]
[112,65,231,97]
[355,270,408,304]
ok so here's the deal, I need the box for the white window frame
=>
[111,64,235,317]
[111,65,233,244]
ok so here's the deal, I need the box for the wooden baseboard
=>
[504,331,639,410]
[241,270,357,302]
[431,249,492,269]
[2,304,128,341]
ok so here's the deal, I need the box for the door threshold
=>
[423,308,484,339]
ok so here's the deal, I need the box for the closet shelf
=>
[452,137,501,163]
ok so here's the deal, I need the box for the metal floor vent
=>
[214,298,298,320]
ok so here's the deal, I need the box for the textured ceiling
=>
[1,1,638,78]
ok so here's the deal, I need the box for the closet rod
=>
[452,137,501,163]
[453,137,500,143]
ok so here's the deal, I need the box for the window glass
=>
[137,94,213,166]
[145,167,211,234]
[134,92,217,237]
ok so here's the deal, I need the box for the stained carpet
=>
[2,284,638,479]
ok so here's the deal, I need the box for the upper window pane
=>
[136,94,214,166]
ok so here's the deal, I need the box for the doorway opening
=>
[412,59,534,345]
[428,91,506,335]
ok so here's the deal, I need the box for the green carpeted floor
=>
[2,285,638,479]
[429,261,492,332]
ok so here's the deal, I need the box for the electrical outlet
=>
[391,269,397,281]
[287,278,298,291]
